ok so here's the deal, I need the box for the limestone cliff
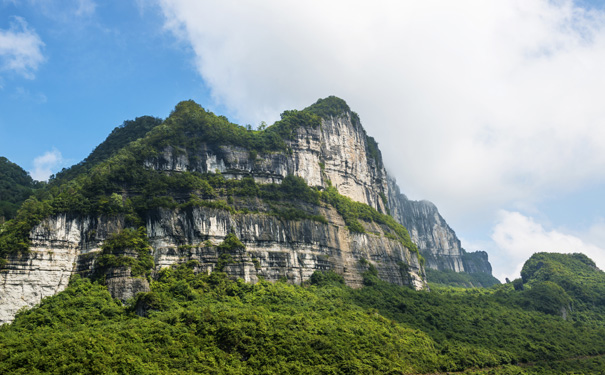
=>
[0,205,424,324]
[387,176,492,274]
[144,111,389,213]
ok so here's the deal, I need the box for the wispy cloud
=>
[23,0,96,20]
[0,16,45,78]
[30,148,64,181]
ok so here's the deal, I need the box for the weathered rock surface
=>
[387,177,492,273]
[0,205,424,324]
[145,113,389,213]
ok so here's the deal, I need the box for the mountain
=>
[2,98,605,373]
[0,96,494,324]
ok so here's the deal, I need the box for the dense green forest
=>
[0,157,40,223]
[425,268,500,288]
[1,253,605,374]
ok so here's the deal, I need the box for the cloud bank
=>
[0,16,45,79]
[156,0,605,276]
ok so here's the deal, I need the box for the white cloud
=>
[30,149,64,181]
[156,0,605,220]
[487,211,605,281]
[0,16,45,78]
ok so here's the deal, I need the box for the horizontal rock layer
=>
[0,205,425,324]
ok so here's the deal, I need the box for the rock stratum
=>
[0,96,493,324]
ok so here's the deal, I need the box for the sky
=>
[2,0,605,282]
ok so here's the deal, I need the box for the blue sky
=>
[2,0,605,281]
[0,1,218,177]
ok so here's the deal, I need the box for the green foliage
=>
[365,135,383,165]
[0,266,449,374]
[52,116,162,184]
[321,186,419,255]
[351,274,605,370]
[304,96,351,119]
[95,227,154,278]
[217,232,245,252]
[519,281,571,315]
[308,270,345,287]
[0,197,52,259]
[0,156,39,222]
[265,109,321,141]
[426,269,501,288]
[520,252,605,312]
[3,254,605,373]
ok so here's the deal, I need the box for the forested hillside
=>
[1,253,604,374]
[0,157,39,224]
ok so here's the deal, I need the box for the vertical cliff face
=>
[386,177,492,273]
[0,205,425,324]
[0,214,118,324]
[145,112,389,214]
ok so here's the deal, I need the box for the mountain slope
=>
[1,254,604,374]
[0,157,38,223]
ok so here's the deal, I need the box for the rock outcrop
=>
[0,204,424,324]
[387,177,492,273]
[145,112,389,213]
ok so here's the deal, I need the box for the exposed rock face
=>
[0,205,424,324]
[147,206,423,289]
[105,267,151,302]
[145,113,389,213]
[386,177,492,273]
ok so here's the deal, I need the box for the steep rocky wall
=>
[386,177,492,273]
[146,206,424,289]
[144,113,389,213]
[0,214,121,324]
[0,206,425,324]
[140,111,493,276]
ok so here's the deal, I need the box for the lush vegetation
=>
[51,116,163,184]
[0,266,446,374]
[95,227,155,280]
[0,157,40,223]
[426,268,501,288]
[322,185,419,256]
[2,253,605,374]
